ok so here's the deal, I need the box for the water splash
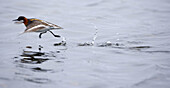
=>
[53,36,66,46]
[97,41,122,47]
[91,23,98,45]
[78,23,98,46]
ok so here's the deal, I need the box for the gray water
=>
[0,0,170,88]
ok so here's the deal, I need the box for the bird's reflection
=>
[13,44,67,84]
[20,50,48,64]
[16,44,67,65]
[19,44,55,64]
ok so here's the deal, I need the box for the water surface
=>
[0,0,170,88]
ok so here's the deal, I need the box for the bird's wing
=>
[25,21,47,32]
[24,20,63,32]
[41,20,63,29]
[26,21,42,30]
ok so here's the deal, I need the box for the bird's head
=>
[13,16,28,26]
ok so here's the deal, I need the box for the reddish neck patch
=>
[23,17,28,26]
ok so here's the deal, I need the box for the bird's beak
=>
[13,19,23,24]
[13,19,18,21]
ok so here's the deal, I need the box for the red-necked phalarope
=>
[13,16,63,38]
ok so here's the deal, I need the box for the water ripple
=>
[24,77,51,84]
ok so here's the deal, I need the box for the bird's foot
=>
[54,35,61,37]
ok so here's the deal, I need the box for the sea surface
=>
[0,0,170,88]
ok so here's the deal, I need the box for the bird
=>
[13,16,63,38]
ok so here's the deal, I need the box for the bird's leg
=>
[39,33,43,38]
[49,31,60,37]
[39,31,47,38]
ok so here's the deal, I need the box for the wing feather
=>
[25,20,63,32]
